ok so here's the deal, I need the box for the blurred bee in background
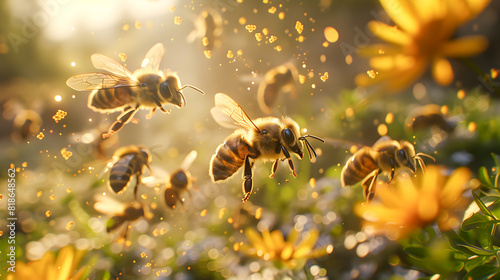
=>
[94,195,152,245]
[187,8,223,51]
[108,145,152,199]
[66,43,205,138]
[209,93,324,202]
[258,62,299,115]
[405,104,456,134]
[12,109,43,141]
[163,150,198,210]
[341,136,435,201]
[2,99,43,141]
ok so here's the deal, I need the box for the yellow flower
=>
[238,226,333,270]
[356,0,490,92]
[355,165,471,240]
[7,246,89,280]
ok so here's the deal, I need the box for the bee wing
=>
[91,53,136,79]
[66,73,138,91]
[181,150,198,170]
[93,194,126,215]
[211,93,261,132]
[141,43,165,72]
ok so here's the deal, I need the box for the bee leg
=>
[103,107,138,139]
[387,159,395,183]
[362,169,380,201]
[152,96,169,113]
[242,156,253,202]
[146,108,156,119]
[269,159,279,178]
[281,146,297,177]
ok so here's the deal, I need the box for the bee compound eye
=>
[281,128,296,146]
[261,130,268,135]
[159,82,172,99]
[397,149,408,161]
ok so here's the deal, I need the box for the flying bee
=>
[187,8,223,51]
[66,43,205,138]
[405,104,456,134]
[94,195,152,244]
[13,109,42,141]
[341,136,435,201]
[257,62,298,114]
[164,150,198,210]
[108,145,152,199]
[209,93,324,202]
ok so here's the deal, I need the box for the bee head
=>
[170,169,190,190]
[139,146,152,166]
[396,141,417,172]
[159,74,185,108]
[281,117,303,159]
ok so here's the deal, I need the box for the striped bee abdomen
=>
[89,87,136,110]
[341,147,378,186]
[210,136,259,182]
[109,155,139,194]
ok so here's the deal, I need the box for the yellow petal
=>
[440,167,471,206]
[418,193,439,222]
[465,0,491,18]
[245,228,266,252]
[440,36,488,57]
[271,230,286,252]
[55,246,74,280]
[432,57,454,86]
[292,229,319,259]
[368,21,412,46]
[280,243,294,261]
[379,0,419,34]
[262,230,276,258]
[413,0,446,23]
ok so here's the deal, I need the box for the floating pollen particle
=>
[200,209,208,217]
[269,36,277,43]
[174,16,182,25]
[298,75,306,84]
[122,23,129,31]
[320,72,329,82]
[119,53,127,62]
[53,110,67,123]
[227,50,234,58]
[245,25,256,32]
[255,207,263,219]
[295,21,304,34]
[45,210,52,217]
[218,208,226,219]
[202,37,209,47]
[61,147,73,160]
[66,221,74,230]
[367,70,378,79]
[135,21,142,29]
[268,7,276,14]
[324,26,339,43]
[204,50,212,59]
[255,33,262,41]
[37,132,45,140]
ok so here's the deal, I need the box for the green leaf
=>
[443,230,477,256]
[492,153,500,168]
[404,245,429,260]
[462,212,490,231]
[457,244,494,256]
[473,192,495,219]
[464,255,489,272]
[479,166,494,188]
[462,264,499,280]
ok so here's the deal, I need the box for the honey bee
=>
[209,93,324,202]
[13,109,42,141]
[94,195,152,244]
[257,62,298,114]
[66,43,205,138]
[405,104,456,134]
[164,150,197,210]
[187,8,223,51]
[341,136,435,201]
[108,145,152,199]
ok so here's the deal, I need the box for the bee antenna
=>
[179,84,206,95]
[299,135,325,143]
[148,144,164,160]
[298,135,324,161]
[414,153,435,173]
